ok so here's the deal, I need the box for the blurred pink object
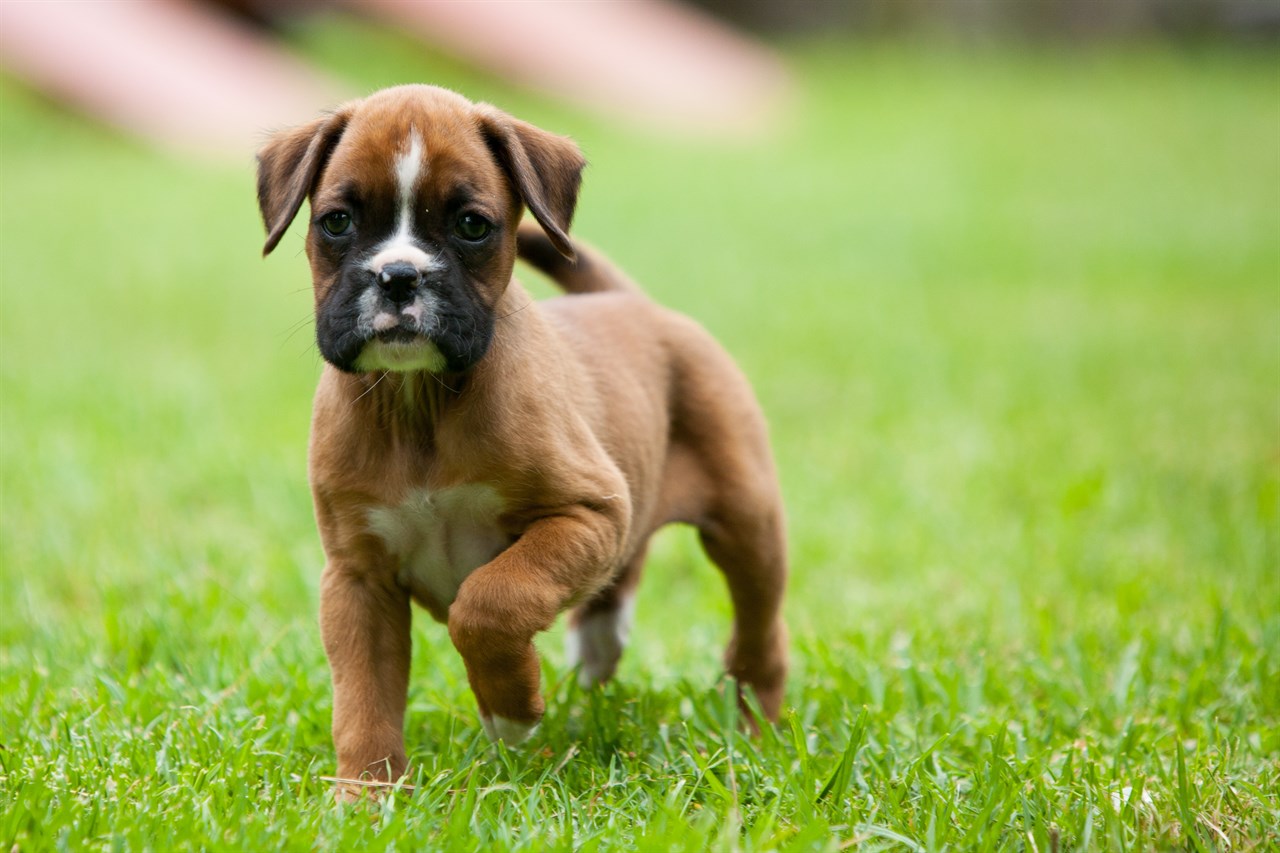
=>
[0,0,344,157]
[359,0,792,135]
[0,0,791,159]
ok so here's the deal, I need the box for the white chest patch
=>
[367,484,510,610]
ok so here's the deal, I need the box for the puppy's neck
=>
[348,369,460,431]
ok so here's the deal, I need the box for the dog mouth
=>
[319,284,492,375]
[366,303,437,347]
[349,304,446,372]
[374,326,424,344]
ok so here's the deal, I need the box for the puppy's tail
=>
[517,221,643,295]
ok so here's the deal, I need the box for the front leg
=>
[319,563,412,792]
[448,503,626,743]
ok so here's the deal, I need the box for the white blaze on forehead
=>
[364,127,444,275]
[394,128,424,223]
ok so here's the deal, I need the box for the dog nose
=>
[378,261,420,304]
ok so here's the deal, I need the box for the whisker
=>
[429,371,459,395]
[280,314,314,344]
[352,370,389,405]
[496,300,534,321]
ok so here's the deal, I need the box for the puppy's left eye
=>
[455,213,492,242]
[320,211,352,238]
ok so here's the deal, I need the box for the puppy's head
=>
[257,85,584,374]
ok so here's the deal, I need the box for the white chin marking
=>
[566,596,634,688]
[481,715,538,745]
[372,312,399,332]
[354,339,447,373]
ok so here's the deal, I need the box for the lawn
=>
[1,20,1277,851]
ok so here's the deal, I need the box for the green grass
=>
[2,21,1278,850]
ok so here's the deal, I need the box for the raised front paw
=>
[448,596,548,733]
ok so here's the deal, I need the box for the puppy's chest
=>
[366,484,512,612]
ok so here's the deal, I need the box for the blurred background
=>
[2,4,1280,845]
[2,0,1277,751]
[3,0,1279,155]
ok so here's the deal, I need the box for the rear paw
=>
[566,597,634,688]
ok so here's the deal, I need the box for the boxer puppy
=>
[256,85,787,790]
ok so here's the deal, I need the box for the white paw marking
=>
[480,715,539,745]
[566,595,634,688]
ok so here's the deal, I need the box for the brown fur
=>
[256,86,787,793]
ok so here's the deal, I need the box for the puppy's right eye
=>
[320,211,352,238]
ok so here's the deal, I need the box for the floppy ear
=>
[476,106,585,260]
[256,108,352,256]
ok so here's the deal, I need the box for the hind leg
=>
[699,502,788,722]
[566,543,647,688]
